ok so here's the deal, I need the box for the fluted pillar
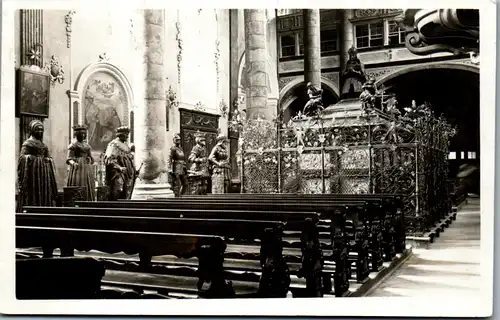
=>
[132,9,173,199]
[303,9,321,89]
[244,9,269,120]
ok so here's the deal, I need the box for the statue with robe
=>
[16,120,58,212]
[188,130,210,195]
[66,124,96,201]
[209,134,231,194]
[104,126,138,200]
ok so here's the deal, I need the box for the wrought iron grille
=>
[233,102,455,236]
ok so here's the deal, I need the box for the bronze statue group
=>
[16,120,231,212]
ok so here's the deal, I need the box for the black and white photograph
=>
[0,0,495,317]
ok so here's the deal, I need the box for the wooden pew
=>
[74,200,362,295]
[19,208,324,297]
[16,225,236,298]
[16,255,105,299]
[181,193,406,258]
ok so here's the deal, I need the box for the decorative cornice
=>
[352,9,402,21]
[175,21,183,84]
[65,10,76,49]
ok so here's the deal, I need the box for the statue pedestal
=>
[131,183,174,200]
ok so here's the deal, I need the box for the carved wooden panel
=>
[179,108,220,161]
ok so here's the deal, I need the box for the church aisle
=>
[367,197,481,297]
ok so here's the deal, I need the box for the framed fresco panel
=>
[17,67,50,117]
[82,71,129,155]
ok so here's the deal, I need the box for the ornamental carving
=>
[194,101,205,112]
[215,40,220,92]
[219,99,228,118]
[98,53,110,62]
[181,112,217,128]
[167,85,179,108]
[65,10,76,49]
[365,68,397,80]
[322,73,339,87]
[42,54,65,86]
[26,44,43,64]
[353,9,402,20]
[278,77,295,91]
[176,21,183,84]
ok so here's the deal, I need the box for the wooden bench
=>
[16,224,237,298]
[74,200,365,294]
[16,255,105,299]
[181,193,406,257]
[19,208,325,297]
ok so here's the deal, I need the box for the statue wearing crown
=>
[187,130,210,195]
[66,124,96,201]
[104,126,139,200]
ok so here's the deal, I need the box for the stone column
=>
[338,10,354,79]
[132,9,174,199]
[244,9,269,120]
[303,9,321,88]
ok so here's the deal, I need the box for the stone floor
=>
[368,196,481,297]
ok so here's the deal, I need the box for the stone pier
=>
[244,9,269,120]
[303,9,321,88]
[132,9,173,199]
[339,10,354,78]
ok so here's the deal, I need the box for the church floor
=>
[367,196,481,297]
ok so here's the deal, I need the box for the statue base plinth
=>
[131,183,174,200]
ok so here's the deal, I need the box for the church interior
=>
[12,8,485,306]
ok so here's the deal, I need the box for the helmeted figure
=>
[66,124,96,201]
[359,78,377,110]
[16,120,58,212]
[168,133,188,197]
[209,134,231,194]
[188,130,210,195]
[104,126,138,200]
[303,82,324,117]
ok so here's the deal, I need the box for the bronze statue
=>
[66,124,96,201]
[343,46,365,76]
[168,133,188,197]
[16,120,58,212]
[104,126,138,200]
[303,82,324,117]
[188,131,210,195]
[359,78,377,110]
[209,134,231,194]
